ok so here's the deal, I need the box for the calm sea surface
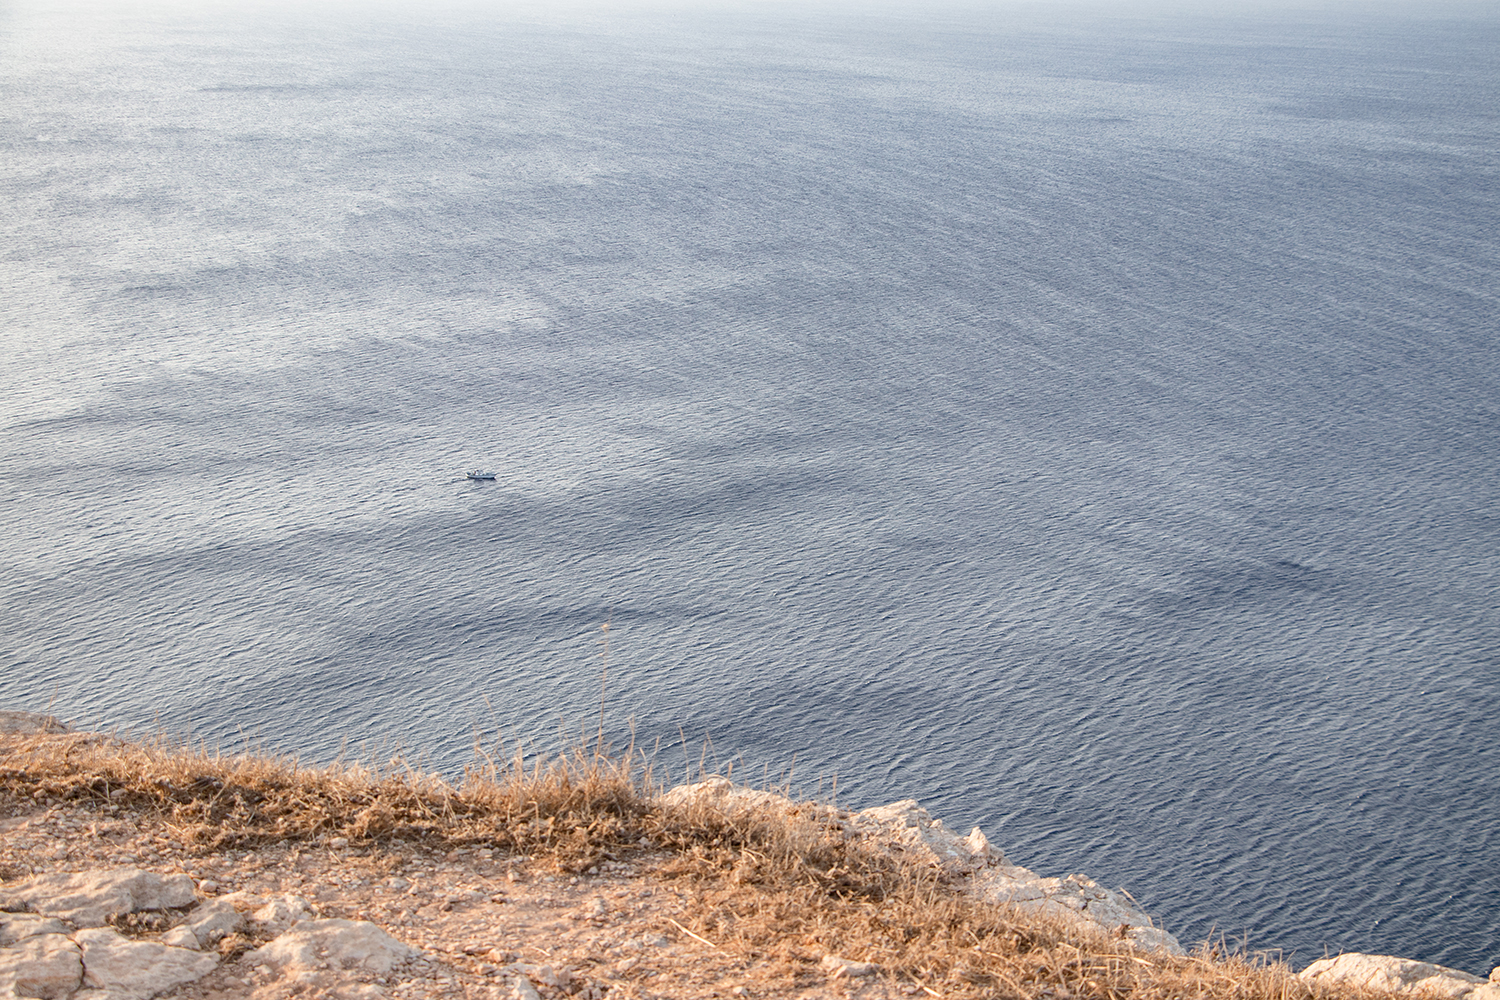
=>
[2,0,1497,973]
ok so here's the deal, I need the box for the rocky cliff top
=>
[2,710,1494,1000]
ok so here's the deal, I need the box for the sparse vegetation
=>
[0,729,1403,999]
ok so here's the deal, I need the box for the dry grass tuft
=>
[0,731,650,869]
[0,730,1406,1000]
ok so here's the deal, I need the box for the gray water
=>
[2,0,1498,973]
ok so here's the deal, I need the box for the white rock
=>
[506,963,565,989]
[76,927,218,997]
[249,894,315,934]
[160,925,200,950]
[186,898,244,947]
[4,870,197,927]
[0,932,83,999]
[963,826,1001,863]
[659,777,804,816]
[1123,926,1183,955]
[850,800,993,873]
[660,778,1183,956]
[0,913,69,946]
[966,862,1184,956]
[821,955,878,978]
[1300,954,1486,998]
[853,800,927,829]
[510,976,543,1000]
[248,919,416,975]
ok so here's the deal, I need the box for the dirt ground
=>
[1,795,915,1000]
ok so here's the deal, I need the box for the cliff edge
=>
[2,711,1495,1000]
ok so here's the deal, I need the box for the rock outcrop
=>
[246,918,415,978]
[1,870,196,928]
[662,777,1185,956]
[1300,954,1500,999]
[0,713,68,736]
[0,868,422,1000]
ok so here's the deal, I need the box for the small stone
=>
[821,955,879,979]
[198,879,219,895]
[507,963,564,989]
[162,925,201,949]
[251,894,316,934]
[247,919,416,975]
[187,898,245,946]
[329,837,349,850]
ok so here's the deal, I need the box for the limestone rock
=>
[821,955,878,978]
[184,898,243,947]
[2,870,196,928]
[159,925,199,950]
[75,927,218,997]
[968,864,1184,956]
[0,913,68,946]
[249,894,315,935]
[0,711,69,734]
[850,800,999,872]
[963,826,996,862]
[660,778,1183,956]
[659,776,807,817]
[509,976,543,1000]
[0,932,83,999]
[247,919,416,975]
[1300,954,1486,998]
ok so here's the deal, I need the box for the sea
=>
[2,0,1497,974]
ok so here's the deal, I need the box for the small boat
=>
[466,470,497,481]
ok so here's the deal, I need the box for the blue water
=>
[2,0,1498,974]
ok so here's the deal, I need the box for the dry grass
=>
[0,730,1400,1000]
